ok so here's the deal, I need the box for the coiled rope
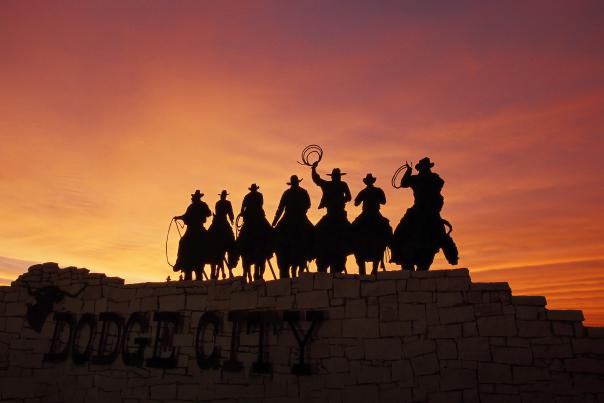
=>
[165,218,184,268]
[391,161,412,189]
[297,144,323,166]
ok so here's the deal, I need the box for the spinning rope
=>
[297,144,323,166]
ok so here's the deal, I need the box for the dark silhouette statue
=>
[236,184,273,282]
[272,175,314,278]
[207,190,237,280]
[351,174,393,275]
[391,158,459,271]
[311,161,352,273]
[173,190,211,280]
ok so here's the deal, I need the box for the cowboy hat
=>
[218,190,229,197]
[326,168,346,177]
[249,183,260,191]
[363,173,377,185]
[191,189,204,198]
[415,157,434,171]
[287,175,303,185]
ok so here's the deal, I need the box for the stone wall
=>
[0,262,603,403]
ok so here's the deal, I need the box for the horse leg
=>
[356,256,366,276]
[277,254,289,279]
[316,258,328,273]
[417,252,436,271]
[218,261,226,280]
[242,262,251,283]
[184,270,192,281]
[371,260,378,276]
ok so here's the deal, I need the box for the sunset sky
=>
[1,1,603,324]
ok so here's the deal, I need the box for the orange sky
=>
[1,1,603,324]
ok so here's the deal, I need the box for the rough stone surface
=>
[0,262,602,403]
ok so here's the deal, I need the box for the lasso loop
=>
[165,218,184,268]
[297,144,323,166]
[391,161,411,189]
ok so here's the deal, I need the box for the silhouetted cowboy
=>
[391,158,459,271]
[272,175,313,278]
[237,184,273,282]
[173,190,211,280]
[351,174,392,275]
[207,190,236,279]
[311,162,352,273]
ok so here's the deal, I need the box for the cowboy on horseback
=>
[237,184,273,282]
[391,157,459,271]
[207,190,236,279]
[272,175,313,278]
[311,161,352,273]
[173,189,211,280]
[351,173,392,275]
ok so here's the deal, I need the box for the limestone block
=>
[345,299,367,318]
[477,316,517,337]
[357,364,391,384]
[551,321,574,336]
[440,368,477,391]
[436,277,470,291]
[587,327,604,338]
[410,353,439,375]
[159,294,185,310]
[296,273,314,292]
[437,292,464,307]
[186,294,207,310]
[477,362,512,383]
[342,318,379,338]
[150,384,177,400]
[532,344,573,359]
[140,296,157,311]
[439,305,474,324]
[313,272,333,290]
[399,291,433,304]
[512,366,550,383]
[321,356,349,373]
[230,290,257,310]
[458,337,491,361]
[437,339,457,360]
[572,338,604,354]
[376,271,411,280]
[398,303,426,320]
[413,270,447,278]
[492,347,533,365]
[546,310,584,322]
[341,385,379,403]
[361,280,396,297]
[403,339,435,358]
[419,279,437,291]
[333,278,360,298]
[104,287,134,302]
[564,357,604,374]
[426,304,439,325]
[474,303,503,318]
[177,384,199,400]
[511,296,547,306]
[471,282,510,291]
[266,278,291,297]
[365,338,401,360]
[517,320,551,337]
[276,295,295,310]
[5,303,26,317]
[296,290,329,309]
[514,306,541,320]
[427,324,461,339]
[379,296,398,322]
[380,321,412,337]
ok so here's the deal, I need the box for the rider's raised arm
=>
[311,165,326,187]
[400,167,413,188]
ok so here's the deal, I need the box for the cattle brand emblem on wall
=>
[25,284,86,332]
